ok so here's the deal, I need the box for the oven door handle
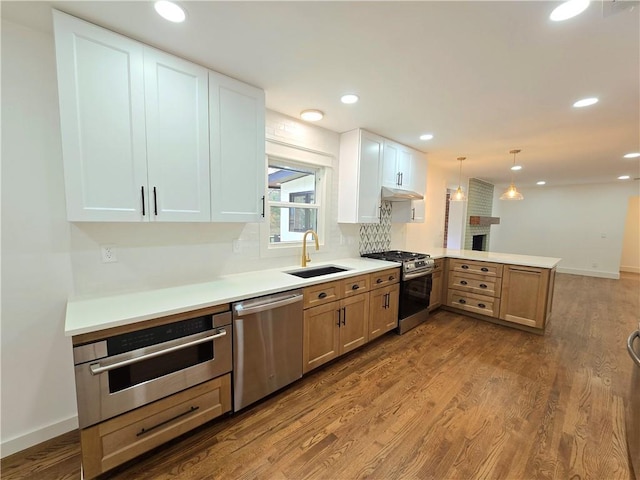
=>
[89,329,228,375]
[403,270,433,280]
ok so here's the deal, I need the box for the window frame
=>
[259,141,333,259]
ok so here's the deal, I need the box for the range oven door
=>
[73,311,232,428]
[400,270,433,320]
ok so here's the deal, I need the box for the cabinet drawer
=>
[370,268,401,288]
[304,281,341,309]
[447,290,500,318]
[80,375,231,479]
[341,274,370,297]
[448,272,502,297]
[449,259,503,278]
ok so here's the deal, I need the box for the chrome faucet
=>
[301,229,319,267]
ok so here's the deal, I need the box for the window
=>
[267,162,321,244]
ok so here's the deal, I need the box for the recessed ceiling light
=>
[511,165,522,171]
[300,109,324,122]
[618,175,631,180]
[537,181,546,185]
[340,94,359,104]
[550,0,590,21]
[573,97,598,108]
[623,152,640,158]
[419,134,434,141]
[154,1,186,22]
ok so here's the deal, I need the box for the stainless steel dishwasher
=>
[232,289,303,411]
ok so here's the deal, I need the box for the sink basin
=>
[286,265,350,279]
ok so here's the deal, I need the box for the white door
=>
[53,10,147,221]
[209,71,266,222]
[144,48,210,222]
[357,131,384,223]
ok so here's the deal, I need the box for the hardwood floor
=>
[2,272,638,479]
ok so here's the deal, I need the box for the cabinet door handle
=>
[460,280,468,285]
[336,309,341,327]
[261,195,265,218]
[481,267,489,272]
[411,207,415,220]
[153,187,158,216]
[141,186,146,216]
[478,303,486,309]
[399,172,403,186]
[396,172,401,186]
[458,299,467,304]
[377,278,383,284]
[461,265,469,269]
[342,307,346,325]
[136,406,199,437]
[352,284,359,290]
[318,292,327,299]
[479,284,488,289]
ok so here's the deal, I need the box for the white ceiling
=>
[2,0,639,189]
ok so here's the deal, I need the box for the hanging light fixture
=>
[450,157,467,202]
[500,149,524,200]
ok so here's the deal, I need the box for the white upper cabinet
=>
[53,10,148,222]
[389,147,428,223]
[144,48,211,222]
[53,10,265,223]
[382,139,426,194]
[209,72,266,222]
[338,129,384,224]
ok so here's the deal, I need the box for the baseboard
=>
[556,267,620,279]
[620,265,640,274]
[1,415,78,458]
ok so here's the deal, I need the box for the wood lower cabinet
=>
[302,268,400,373]
[429,258,444,311]
[80,375,231,479]
[447,259,502,319]
[500,265,555,329]
[303,292,369,373]
[369,283,400,340]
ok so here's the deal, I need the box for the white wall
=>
[403,161,449,252]
[1,20,78,456]
[490,182,639,278]
[621,196,640,273]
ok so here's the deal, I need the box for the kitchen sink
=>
[286,265,351,278]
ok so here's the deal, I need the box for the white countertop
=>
[65,250,562,337]
[427,248,561,269]
[64,257,399,337]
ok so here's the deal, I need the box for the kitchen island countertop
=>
[427,248,561,269]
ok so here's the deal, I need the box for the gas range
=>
[362,250,435,278]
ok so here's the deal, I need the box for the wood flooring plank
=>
[2,273,637,480]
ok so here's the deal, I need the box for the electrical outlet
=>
[101,245,117,263]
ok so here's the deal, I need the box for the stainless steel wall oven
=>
[73,310,232,428]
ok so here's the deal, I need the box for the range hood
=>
[381,186,424,202]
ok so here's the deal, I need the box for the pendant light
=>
[500,149,524,200]
[451,157,467,202]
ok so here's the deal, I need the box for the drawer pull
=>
[389,275,395,281]
[136,406,199,437]
[318,292,327,299]
[481,267,489,272]
[478,303,486,309]
[352,284,359,290]
[377,278,383,284]
[460,280,468,285]
[461,265,469,269]
[479,283,488,289]
[458,299,467,304]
